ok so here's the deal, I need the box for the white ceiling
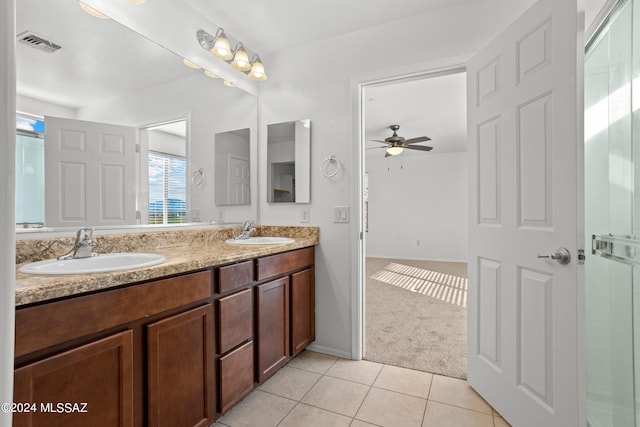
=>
[184,0,470,56]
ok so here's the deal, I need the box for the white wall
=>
[365,152,467,262]
[259,0,538,357]
[17,94,77,119]
[148,130,186,157]
[78,74,258,224]
[1,0,16,422]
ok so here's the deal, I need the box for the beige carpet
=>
[364,257,468,379]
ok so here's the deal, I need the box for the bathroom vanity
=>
[12,226,317,427]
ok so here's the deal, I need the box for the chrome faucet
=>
[58,227,98,260]
[235,220,256,240]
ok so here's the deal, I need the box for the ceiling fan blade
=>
[404,136,431,144]
[405,145,433,151]
[371,139,391,144]
[366,146,387,150]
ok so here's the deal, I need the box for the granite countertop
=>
[15,226,318,307]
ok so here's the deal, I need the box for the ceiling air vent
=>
[17,31,62,53]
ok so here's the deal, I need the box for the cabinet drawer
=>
[217,289,253,355]
[218,341,254,413]
[256,247,314,280]
[15,270,212,358]
[216,260,254,294]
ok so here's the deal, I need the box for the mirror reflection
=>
[215,129,250,206]
[267,120,311,204]
[15,0,258,230]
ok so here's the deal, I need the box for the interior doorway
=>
[361,69,469,378]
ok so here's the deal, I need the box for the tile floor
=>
[215,350,511,427]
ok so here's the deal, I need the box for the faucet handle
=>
[77,227,94,241]
[242,220,255,229]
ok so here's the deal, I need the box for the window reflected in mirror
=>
[15,114,45,228]
[146,120,187,224]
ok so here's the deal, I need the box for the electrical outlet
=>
[217,208,225,222]
[301,206,310,223]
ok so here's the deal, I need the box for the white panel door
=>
[466,0,581,426]
[229,155,250,205]
[45,116,137,227]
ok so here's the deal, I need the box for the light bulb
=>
[79,2,109,19]
[248,57,267,81]
[204,70,220,79]
[183,59,201,69]
[231,45,251,71]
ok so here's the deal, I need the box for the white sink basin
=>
[19,253,166,275]
[225,237,295,245]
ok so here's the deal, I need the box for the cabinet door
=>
[13,330,134,427]
[291,268,315,356]
[147,304,214,427]
[256,277,290,383]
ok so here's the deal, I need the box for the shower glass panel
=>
[585,0,639,425]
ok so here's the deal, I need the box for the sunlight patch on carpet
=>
[370,262,468,307]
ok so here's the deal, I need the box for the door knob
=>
[537,247,571,265]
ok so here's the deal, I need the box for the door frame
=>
[351,53,586,425]
[350,56,470,360]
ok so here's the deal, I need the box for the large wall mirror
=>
[267,120,311,204]
[16,0,258,230]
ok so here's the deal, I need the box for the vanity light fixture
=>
[230,43,251,71]
[204,70,220,79]
[124,0,146,4]
[183,59,201,69]
[223,80,235,88]
[79,2,109,19]
[196,29,268,80]
[386,146,404,156]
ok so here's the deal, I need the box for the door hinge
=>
[359,231,363,240]
[135,143,140,153]
[135,210,141,220]
[578,249,585,265]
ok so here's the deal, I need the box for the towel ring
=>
[320,156,341,178]
[191,168,206,188]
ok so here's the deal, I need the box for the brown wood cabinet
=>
[14,246,316,424]
[14,271,213,427]
[291,267,315,356]
[14,330,134,427]
[256,277,290,383]
[147,304,214,427]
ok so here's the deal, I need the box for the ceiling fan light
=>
[386,146,404,156]
[124,0,146,4]
[231,44,251,71]
[79,2,109,19]
[248,56,267,81]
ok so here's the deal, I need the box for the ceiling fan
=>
[370,125,433,157]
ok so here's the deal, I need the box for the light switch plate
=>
[301,206,310,223]
[333,206,349,223]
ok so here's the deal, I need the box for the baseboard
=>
[365,254,468,264]
[305,343,352,360]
